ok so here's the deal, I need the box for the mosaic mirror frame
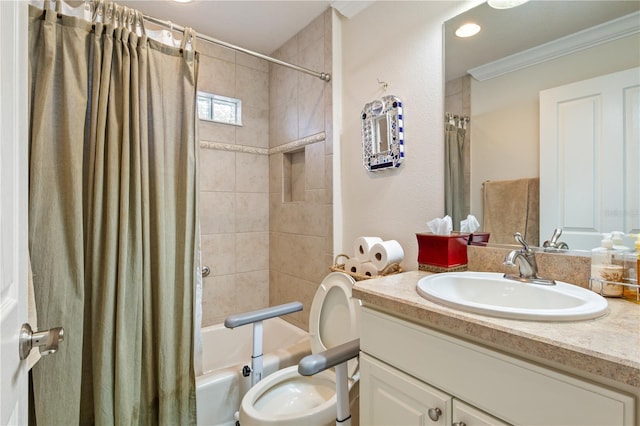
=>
[361,95,404,171]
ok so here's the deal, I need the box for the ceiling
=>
[116,0,347,55]
[93,1,639,73]
[445,0,640,81]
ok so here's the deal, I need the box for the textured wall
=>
[197,41,271,327]
[268,9,334,331]
[339,1,470,271]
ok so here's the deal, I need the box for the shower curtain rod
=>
[143,14,331,82]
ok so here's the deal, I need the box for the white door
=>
[0,1,29,425]
[540,67,640,249]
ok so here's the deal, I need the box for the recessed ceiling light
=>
[487,0,530,9]
[174,0,193,3]
[455,23,481,38]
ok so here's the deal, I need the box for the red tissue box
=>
[416,232,490,268]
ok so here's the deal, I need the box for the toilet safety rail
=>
[299,338,360,426]
[224,301,303,386]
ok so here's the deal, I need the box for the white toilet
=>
[239,272,361,426]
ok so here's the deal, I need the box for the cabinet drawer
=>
[361,307,635,426]
[453,399,510,426]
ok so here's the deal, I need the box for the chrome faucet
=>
[543,228,569,251]
[504,233,556,285]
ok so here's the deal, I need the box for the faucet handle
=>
[543,228,569,250]
[513,232,531,252]
[548,228,562,245]
[543,228,562,246]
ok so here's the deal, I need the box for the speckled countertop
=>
[352,271,640,388]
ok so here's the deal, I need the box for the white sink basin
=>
[416,271,608,321]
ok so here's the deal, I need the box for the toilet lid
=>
[309,272,361,378]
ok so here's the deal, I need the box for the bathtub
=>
[196,317,310,426]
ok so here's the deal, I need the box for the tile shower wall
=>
[198,40,271,326]
[269,10,334,331]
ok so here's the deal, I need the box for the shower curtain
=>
[28,3,199,424]
[444,114,468,231]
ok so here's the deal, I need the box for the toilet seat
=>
[239,272,361,426]
[309,271,361,378]
[240,366,340,425]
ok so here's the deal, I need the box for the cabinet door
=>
[361,307,635,426]
[360,353,451,426]
[452,399,510,426]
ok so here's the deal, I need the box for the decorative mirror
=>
[361,95,404,171]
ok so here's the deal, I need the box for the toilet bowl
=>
[239,272,361,426]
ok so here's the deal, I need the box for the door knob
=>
[18,323,64,360]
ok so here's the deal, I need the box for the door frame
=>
[0,1,30,424]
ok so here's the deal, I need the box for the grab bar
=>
[224,301,303,329]
[298,338,360,376]
[224,301,303,387]
[298,339,360,426]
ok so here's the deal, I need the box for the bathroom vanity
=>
[353,271,639,426]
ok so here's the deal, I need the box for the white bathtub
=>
[196,317,310,426]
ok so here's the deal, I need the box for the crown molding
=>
[331,1,375,19]
[468,11,640,81]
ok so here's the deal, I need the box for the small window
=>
[197,92,242,126]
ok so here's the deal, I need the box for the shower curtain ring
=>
[84,0,93,14]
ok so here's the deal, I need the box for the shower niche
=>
[283,149,305,202]
[361,95,404,171]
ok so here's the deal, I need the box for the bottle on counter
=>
[624,234,640,301]
[590,233,624,297]
[611,231,630,252]
[611,231,631,281]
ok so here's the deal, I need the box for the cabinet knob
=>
[452,422,467,426]
[427,407,442,421]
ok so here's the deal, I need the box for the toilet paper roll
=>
[370,240,404,270]
[344,258,361,275]
[354,236,383,262]
[359,261,379,278]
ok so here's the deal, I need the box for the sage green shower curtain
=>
[28,4,199,424]
[444,118,467,231]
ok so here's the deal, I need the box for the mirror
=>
[444,1,640,250]
[361,95,404,171]
[375,115,390,154]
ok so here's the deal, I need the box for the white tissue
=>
[353,236,383,262]
[460,215,480,233]
[370,240,404,270]
[426,215,453,235]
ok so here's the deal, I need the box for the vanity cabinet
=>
[361,353,508,426]
[359,307,635,426]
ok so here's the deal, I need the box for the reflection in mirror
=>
[444,113,469,231]
[361,95,404,171]
[444,1,640,250]
[375,114,389,154]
